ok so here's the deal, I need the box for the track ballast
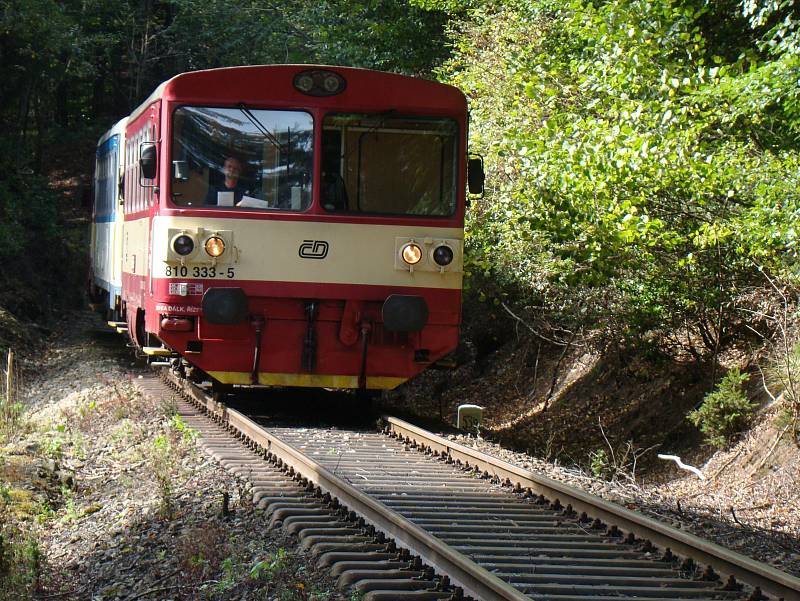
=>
[137,370,800,601]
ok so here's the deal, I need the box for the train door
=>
[145,104,160,330]
[122,102,160,347]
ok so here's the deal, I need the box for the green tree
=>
[441,0,800,356]
[0,0,454,325]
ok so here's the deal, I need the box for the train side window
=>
[94,138,119,222]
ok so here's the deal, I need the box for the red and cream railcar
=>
[100,65,479,390]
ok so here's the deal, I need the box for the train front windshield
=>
[321,114,458,216]
[170,106,313,210]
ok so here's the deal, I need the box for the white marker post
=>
[5,350,13,405]
[457,404,484,433]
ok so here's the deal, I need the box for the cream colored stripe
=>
[151,216,463,289]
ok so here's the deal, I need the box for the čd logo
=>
[299,240,329,259]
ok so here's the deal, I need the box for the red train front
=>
[110,65,476,390]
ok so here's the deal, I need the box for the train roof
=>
[128,65,467,123]
[96,116,128,147]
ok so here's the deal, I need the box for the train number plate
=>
[165,265,236,279]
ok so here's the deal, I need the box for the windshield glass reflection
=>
[171,106,313,211]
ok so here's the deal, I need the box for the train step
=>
[142,346,176,357]
[107,321,127,328]
[148,360,172,367]
[116,327,129,334]
[432,357,457,369]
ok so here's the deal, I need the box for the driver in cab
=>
[206,156,248,205]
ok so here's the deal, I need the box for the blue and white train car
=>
[89,117,127,319]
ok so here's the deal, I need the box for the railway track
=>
[139,371,800,601]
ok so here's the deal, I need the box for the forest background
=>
[1,0,799,451]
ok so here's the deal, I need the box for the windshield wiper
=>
[238,102,282,151]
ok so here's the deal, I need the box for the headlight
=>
[173,234,194,256]
[294,74,314,93]
[204,236,225,257]
[323,73,342,93]
[293,69,346,96]
[401,243,423,266]
[432,244,454,267]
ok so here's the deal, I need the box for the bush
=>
[688,368,755,447]
[438,0,800,355]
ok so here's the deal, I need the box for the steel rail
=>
[173,377,530,601]
[385,416,800,601]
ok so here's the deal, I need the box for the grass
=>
[1,481,44,599]
[169,521,338,600]
[0,351,44,599]
[148,433,178,519]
